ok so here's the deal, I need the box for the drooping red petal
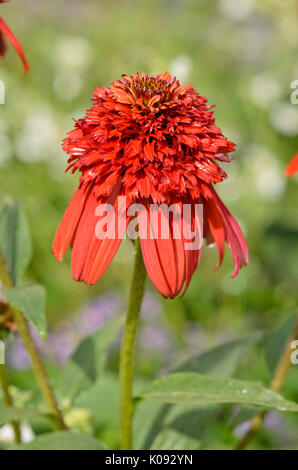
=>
[139,204,186,298]
[0,18,29,72]
[70,189,100,280]
[52,184,91,262]
[172,215,186,295]
[72,179,128,284]
[180,203,202,296]
[138,206,171,297]
[204,196,225,269]
[285,154,298,177]
[208,187,248,277]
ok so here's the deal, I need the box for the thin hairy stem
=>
[120,239,147,450]
[0,256,67,430]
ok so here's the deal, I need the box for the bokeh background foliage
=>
[0,0,298,450]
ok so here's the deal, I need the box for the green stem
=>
[120,239,147,450]
[0,363,21,444]
[12,308,67,430]
[0,257,67,431]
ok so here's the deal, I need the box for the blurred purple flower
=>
[7,291,123,368]
[138,325,172,353]
[233,419,252,438]
[138,291,174,354]
[6,290,172,368]
[74,293,122,335]
[233,411,298,447]
[185,322,206,352]
[264,411,298,446]
[140,291,161,320]
[5,335,31,370]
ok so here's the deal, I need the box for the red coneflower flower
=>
[285,153,298,177]
[0,0,29,72]
[53,72,248,298]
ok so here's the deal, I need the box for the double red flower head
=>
[53,72,248,298]
[0,0,28,72]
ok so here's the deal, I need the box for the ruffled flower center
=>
[63,72,235,203]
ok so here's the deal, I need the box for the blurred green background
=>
[1,0,298,449]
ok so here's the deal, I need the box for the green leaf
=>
[232,316,298,432]
[12,432,108,450]
[0,202,31,285]
[74,374,120,430]
[71,315,123,383]
[134,334,261,449]
[229,406,260,430]
[4,285,47,339]
[134,400,214,450]
[172,333,261,377]
[52,361,92,404]
[0,403,45,427]
[52,317,123,405]
[140,372,298,411]
[151,428,201,450]
[265,315,297,375]
[74,373,144,449]
[133,401,169,450]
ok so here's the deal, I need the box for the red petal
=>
[52,185,91,262]
[0,18,29,72]
[72,179,127,284]
[139,204,186,298]
[70,190,100,280]
[139,207,172,298]
[204,196,225,269]
[172,216,186,295]
[181,204,201,296]
[209,187,248,277]
[285,154,298,177]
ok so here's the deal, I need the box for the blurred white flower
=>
[16,109,59,163]
[47,148,68,180]
[69,108,89,122]
[269,101,298,136]
[54,36,92,70]
[290,79,298,105]
[236,19,273,62]
[219,0,253,21]
[0,133,12,165]
[219,161,243,203]
[53,71,83,100]
[244,144,286,201]
[169,55,192,83]
[250,74,281,108]
[0,423,34,443]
